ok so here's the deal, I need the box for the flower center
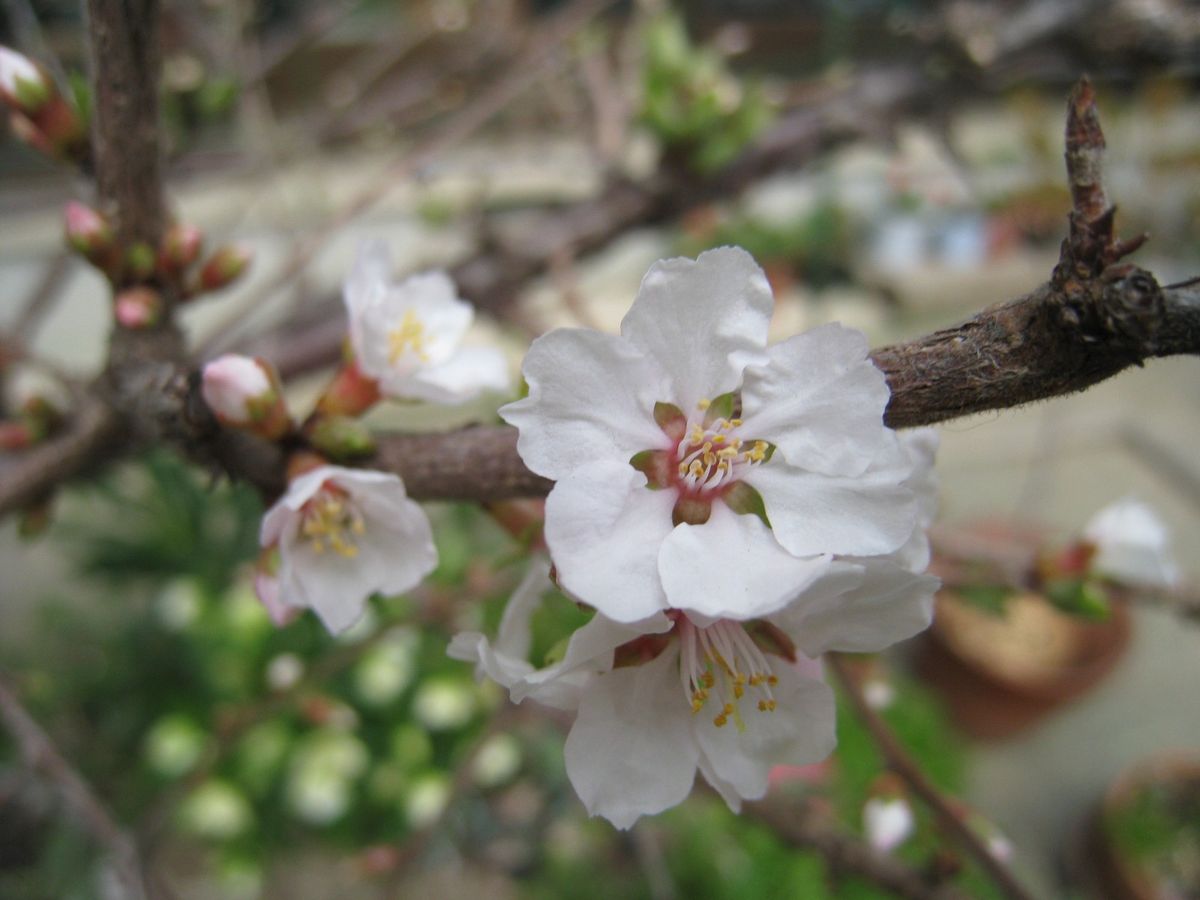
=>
[387,310,431,365]
[300,488,366,557]
[675,404,769,494]
[629,394,774,527]
[678,616,778,729]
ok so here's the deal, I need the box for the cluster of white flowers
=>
[246,243,944,828]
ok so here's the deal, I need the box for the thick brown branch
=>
[86,0,165,248]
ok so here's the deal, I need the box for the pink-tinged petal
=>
[658,503,831,620]
[253,570,301,627]
[501,328,669,481]
[744,461,916,558]
[543,464,677,622]
[694,662,835,801]
[776,561,938,657]
[620,246,772,410]
[564,646,697,829]
[396,345,510,404]
[739,324,891,477]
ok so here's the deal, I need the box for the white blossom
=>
[343,241,509,404]
[1083,497,1180,589]
[863,796,915,853]
[259,465,436,634]
[451,544,938,829]
[501,246,929,625]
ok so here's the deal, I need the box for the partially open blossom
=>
[201,354,291,441]
[1083,497,1180,589]
[114,286,163,329]
[260,465,437,634]
[501,246,929,625]
[343,241,509,404]
[0,47,50,112]
[451,538,938,828]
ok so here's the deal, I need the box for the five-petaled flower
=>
[259,465,437,634]
[343,241,509,404]
[501,246,925,625]
[452,511,939,829]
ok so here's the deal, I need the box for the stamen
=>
[300,489,367,558]
[678,618,778,731]
[387,309,431,364]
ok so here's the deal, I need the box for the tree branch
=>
[0,673,150,900]
[825,656,1036,900]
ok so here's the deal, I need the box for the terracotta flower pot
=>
[1087,755,1200,900]
[916,587,1132,740]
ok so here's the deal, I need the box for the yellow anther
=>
[729,418,742,427]
[757,699,776,712]
[301,492,366,558]
[717,447,738,459]
[387,309,431,364]
[701,671,714,689]
[697,398,711,411]
[712,434,726,444]
[767,675,779,686]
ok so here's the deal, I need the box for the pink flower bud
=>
[0,420,33,450]
[159,223,204,274]
[201,354,291,440]
[198,245,252,292]
[114,286,163,329]
[64,201,110,253]
[0,47,51,113]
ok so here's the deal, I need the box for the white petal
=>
[394,345,510,404]
[745,461,916,558]
[740,324,892,477]
[1084,497,1180,588]
[543,464,676,622]
[564,646,697,829]
[496,556,553,661]
[697,756,745,814]
[356,273,473,379]
[778,561,938,657]
[620,247,772,410]
[500,328,669,481]
[694,661,836,801]
[344,241,392,357]
[658,503,830,620]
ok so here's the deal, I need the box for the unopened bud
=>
[64,201,114,263]
[307,415,376,460]
[125,241,156,281]
[159,223,204,275]
[863,795,914,854]
[0,47,51,113]
[114,286,164,329]
[198,245,251,292]
[314,359,380,418]
[201,354,290,440]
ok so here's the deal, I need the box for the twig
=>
[744,795,970,900]
[826,656,1036,900]
[195,0,618,359]
[0,674,150,900]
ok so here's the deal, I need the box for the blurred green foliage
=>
[639,14,772,173]
[2,452,985,898]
